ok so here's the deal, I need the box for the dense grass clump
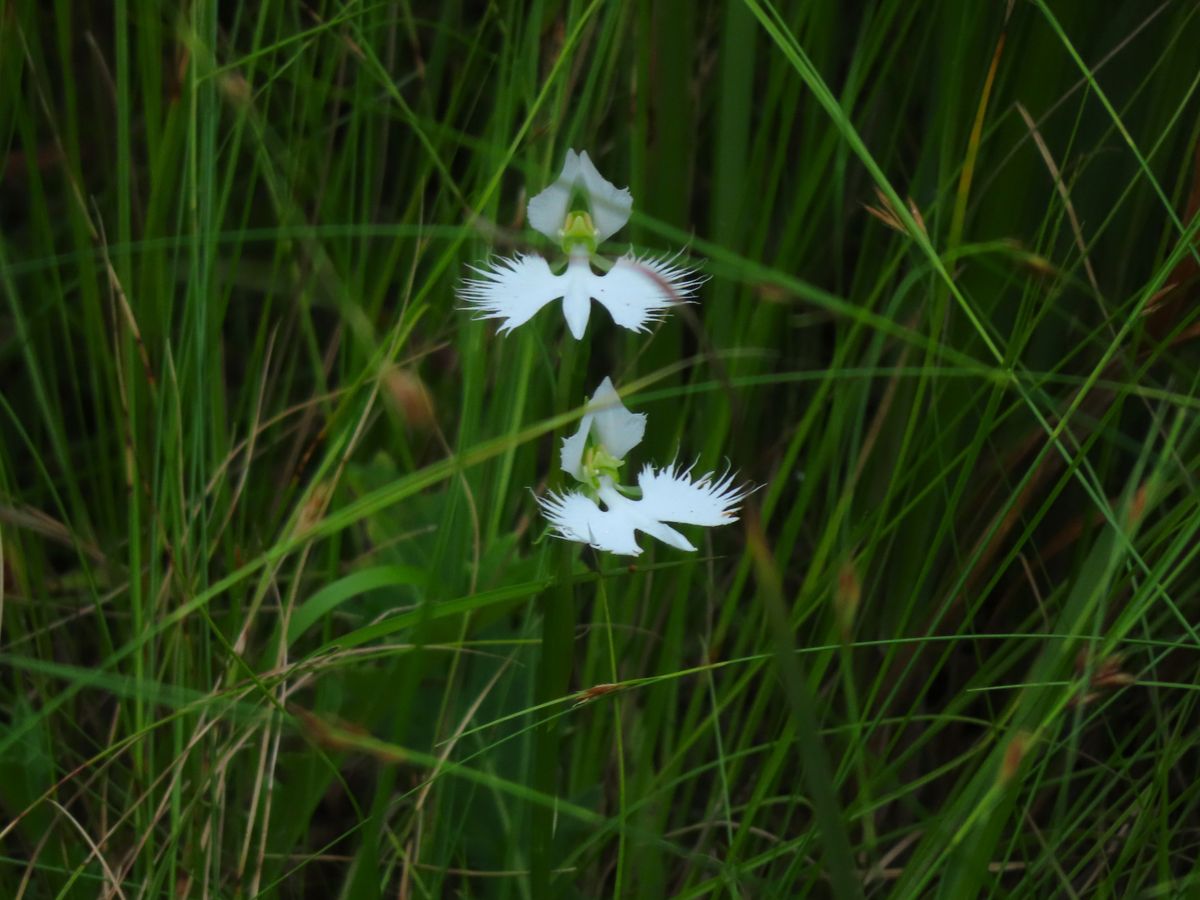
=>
[2,1,1200,896]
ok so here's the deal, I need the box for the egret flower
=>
[537,377,751,556]
[459,150,704,339]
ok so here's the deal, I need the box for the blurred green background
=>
[2,0,1200,896]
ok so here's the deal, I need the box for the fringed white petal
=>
[538,489,643,556]
[577,151,633,242]
[527,149,581,240]
[636,462,751,526]
[591,253,706,333]
[457,254,565,335]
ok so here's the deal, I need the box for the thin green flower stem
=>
[531,542,577,895]
[598,570,627,898]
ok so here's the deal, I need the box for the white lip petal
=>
[633,517,696,551]
[597,484,696,552]
[590,253,705,333]
[577,150,633,242]
[526,149,581,241]
[458,254,566,334]
[538,489,643,556]
[561,253,594,339]
[636,462,751,526]
[587,376,646,461]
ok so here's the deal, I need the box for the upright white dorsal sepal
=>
[575,151,634,243]
[526,149,633,244]
[559,376,646,482]
[526,150,580,243]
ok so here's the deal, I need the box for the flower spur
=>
[459,150,704,339]
[537,376,751,556]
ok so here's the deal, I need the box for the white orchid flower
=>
[537,376,750,556]
[459,150,704,339]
